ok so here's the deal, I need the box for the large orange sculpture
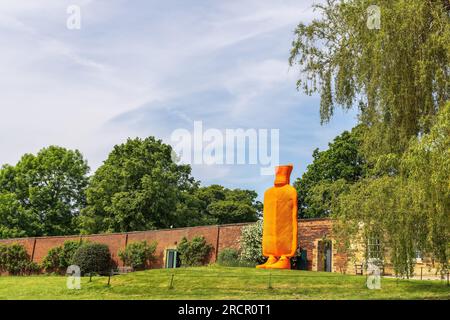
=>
[257,164,298,269]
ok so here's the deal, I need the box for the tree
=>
[290,0,449,275]
[332,102,450,277]
[194,185,261,225]
[294,126,365,218]
[0,146,89,237]
[79,137,198,233]
[289,0,449,157]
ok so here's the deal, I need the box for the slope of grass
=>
[0,265,448,300]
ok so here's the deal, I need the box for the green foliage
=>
[118,241,158,270]
[290,0,449,155]
[0,243,37,275]
[71,243,111,275]
[0,266,449,299]
[0,146,89,237]
[294,127,365,218]
[239,221,265,264]
[177,236,213,267]
[290,0,449,278]
[217,248,239,266]
[333,103,450,277]
[79,137,198,233]
[42,240,83,273]
[177,185,261,226]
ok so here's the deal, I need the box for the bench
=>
[355,264,364,275]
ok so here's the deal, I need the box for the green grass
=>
[0,265,448,300]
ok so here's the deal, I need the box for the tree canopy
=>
[193,185,261,225]
[290,0,449,157]
[0,146,89,237]
[78,137,261,234]
[294,126,365,218]
[79,137,197,233]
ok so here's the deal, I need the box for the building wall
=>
[0,218,348,273]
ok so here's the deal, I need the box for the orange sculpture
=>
[256,164,298,269]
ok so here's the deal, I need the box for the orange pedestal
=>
[257,164,298,269]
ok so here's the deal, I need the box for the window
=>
[415,250,423,263]
[367,236,382,260]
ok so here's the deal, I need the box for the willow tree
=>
[290,0,450,276]
[333,103,449,277]
[289,0,449,158]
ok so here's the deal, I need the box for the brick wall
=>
[0,218,348,273]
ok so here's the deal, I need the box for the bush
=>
[0,243,37,275]
[71,243,111,275]
[177,236,212,267]
[217,248,240,266]
[42,240,83,273]
[118,241,157,270]
[239,220,265,264]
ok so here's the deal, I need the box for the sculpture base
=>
[256,255,278,269]
[265,256,290,269]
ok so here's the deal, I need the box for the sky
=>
[0,0,357,199]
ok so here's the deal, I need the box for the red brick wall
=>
[0,219,347,272]
[298,219,332,270]
[126,225,220,268]
[33,236,82,263]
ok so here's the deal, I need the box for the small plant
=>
[42,240,83,273]
[118,240,157,270]
[177,236,212,267]
[0,243,37,275]
[71,243,111,275]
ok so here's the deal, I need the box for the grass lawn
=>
[0,265,448,300]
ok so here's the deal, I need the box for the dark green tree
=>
[79,137,197,233]
[294,127,365,218]
[0,146,89,238]
[194,185,261,225]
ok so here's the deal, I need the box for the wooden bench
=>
[355,264,364,275]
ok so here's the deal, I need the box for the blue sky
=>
[0,0,357,199]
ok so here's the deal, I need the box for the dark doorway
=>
[317,240,332,272]
[165,249,179,268]
[324,241,332,272]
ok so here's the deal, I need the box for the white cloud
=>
[0,0,355,198]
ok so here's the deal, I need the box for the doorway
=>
[317,240,332,272]
[165,249,179,268]
[324,241,332,272]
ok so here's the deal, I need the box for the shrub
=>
[239,220,265,264]
[217,248,239,266]
[71,243,111,275]
[177,236,212,267]
[118,241,157,270]
[42,240,83,273]
[0,243,37,275]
